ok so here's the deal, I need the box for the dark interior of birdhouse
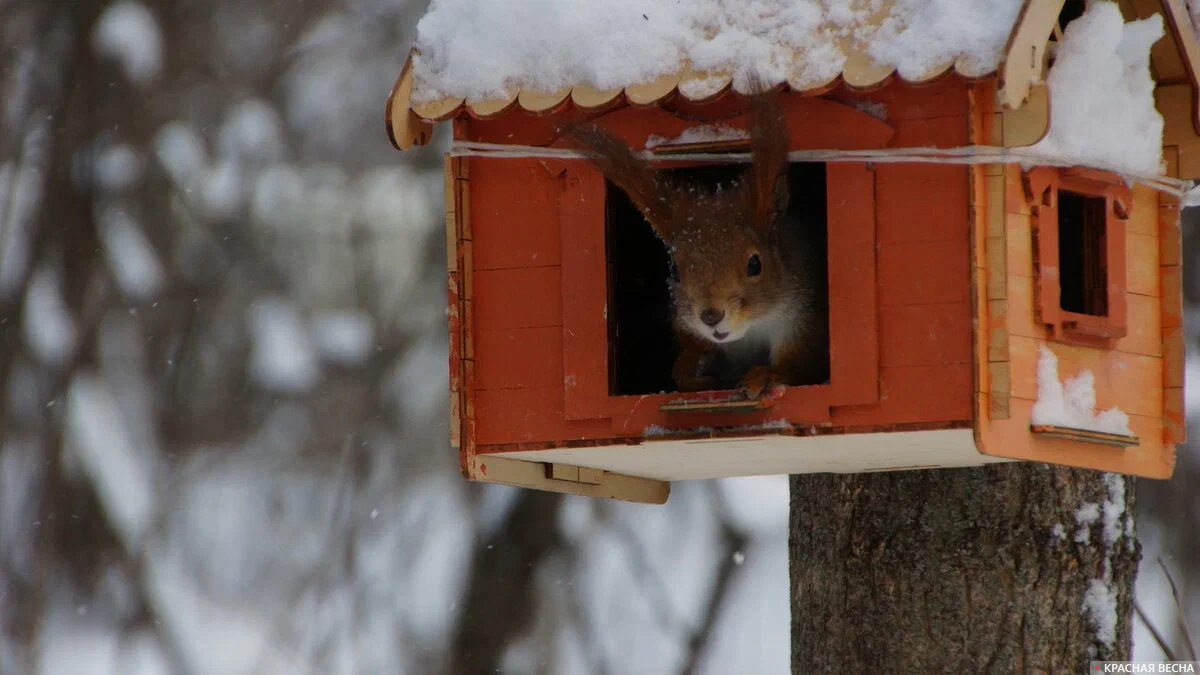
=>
[1058,0,1087,29]
[1057,190,1109,317]
[605,162,829,395]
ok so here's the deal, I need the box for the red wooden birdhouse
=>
[386,0,1197,503]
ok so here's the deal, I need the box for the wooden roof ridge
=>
[1158,0,1200,134]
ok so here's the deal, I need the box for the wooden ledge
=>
[1030,424,1140,448]
[466,454,670,504]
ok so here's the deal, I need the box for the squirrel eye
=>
[746,253,762,277]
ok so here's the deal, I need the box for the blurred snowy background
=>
[0,1,787,673]
[0,1,1195,674]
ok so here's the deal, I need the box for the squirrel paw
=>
[739,366,787,399]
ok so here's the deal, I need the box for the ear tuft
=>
[742,76,790,236]
[564,123,676,241]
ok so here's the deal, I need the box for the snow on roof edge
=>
[404,0,1033,113]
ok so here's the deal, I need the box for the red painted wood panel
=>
[878,303,972,367]
[560,167,612,420]
[462,85,977,452]
[887,114,969,148]
[458,78,974,150]
[473,267,563,329]
[875,167,969,244]
[877,241,971,306]
[470,158,563,270]
[832,364,973,426]
[462,94,896,153]
[608,387,833,436]
[863,77,969,121]
[827,163,880,406]
[475,387,611,445]
[474,326,563,390]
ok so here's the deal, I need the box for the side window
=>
[1025,167,1131,347]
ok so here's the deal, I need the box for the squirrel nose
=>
[699,309,725,327]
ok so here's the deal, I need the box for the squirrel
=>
[566,86,828,397]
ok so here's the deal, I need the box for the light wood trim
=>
[1001,83,1050,146]
[412,95,465,122]
[467,94,519,119]
[987,174,1005,237]
[625,72,680,106]
[386,53,435,150]
[989,361,1011,418]
[496,427,989,481]
[547,463,580,482]
[1160,189,1186,445]
[678,68,732,103]
[446,155,470,452]
[1162,0,1200,135]
[840,40,897,90]
[578,466,605,484]
[444,156,458,273]
[987,235,1007,299]
[571,84,624,111]
[969,103,1010,419]
[517,87,572,115]
[455,155,477,472]
[974,263,993,399]
[786,69,841,96]
[988,299,1009,362]
[998,0,1066,109]
[547,463,603,484]
[467,454,670,504]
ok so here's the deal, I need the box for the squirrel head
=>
[566,85,793,344]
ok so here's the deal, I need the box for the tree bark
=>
[790,463,1139,673]
[450,490,564,675]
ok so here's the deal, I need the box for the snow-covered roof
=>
[412,0,1027,103]
[385,0,1200,156]
[387,0,1075,149]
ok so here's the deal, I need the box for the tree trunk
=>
[790,463,1139,673]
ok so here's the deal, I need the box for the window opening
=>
[1056,190,1109,317]
[605,163,829,395]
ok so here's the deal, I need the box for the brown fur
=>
[566,87,828,396]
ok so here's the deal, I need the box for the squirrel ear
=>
[743,78,790,236]
[564,123,676,240]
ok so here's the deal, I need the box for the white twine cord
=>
[449,140,1195,199]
